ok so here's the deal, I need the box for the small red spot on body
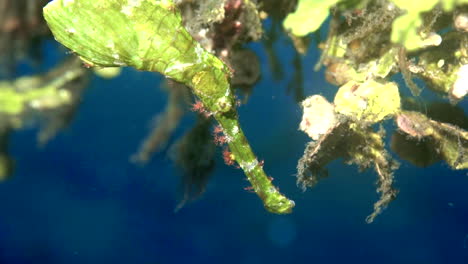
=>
[223,148,235,166]
[214,134,228,145]
[213,125,223,134]
[243,186,255,193]
[191,100,206,113]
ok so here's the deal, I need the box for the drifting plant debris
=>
[131,80,190,165]
[171,116,217,212]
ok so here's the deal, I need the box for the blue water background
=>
[0,23,468,264]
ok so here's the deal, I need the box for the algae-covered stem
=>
[189,68,294,214]
[43,0,294,213]
[184,56,294,213]
[215,111,295,214]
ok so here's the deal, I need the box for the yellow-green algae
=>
[283,0,342,36]
[334,80,401,124]
[0,69,80,115]
[391,0,468,51]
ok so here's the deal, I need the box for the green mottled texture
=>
[44,0,222,82]
[334,80,401,123]
[43,0,294,214]
[390,0,468,51]
[216,113,295,213]
[283,0,341,37]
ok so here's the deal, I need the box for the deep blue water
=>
[0,26,468,264]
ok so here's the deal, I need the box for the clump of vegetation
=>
[291,0,467,222]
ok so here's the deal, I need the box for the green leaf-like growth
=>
[43,0,294,214]
[283,0,342,37]
[334,80,401,124]
[390,0,468,51]
[0,62,82,115]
